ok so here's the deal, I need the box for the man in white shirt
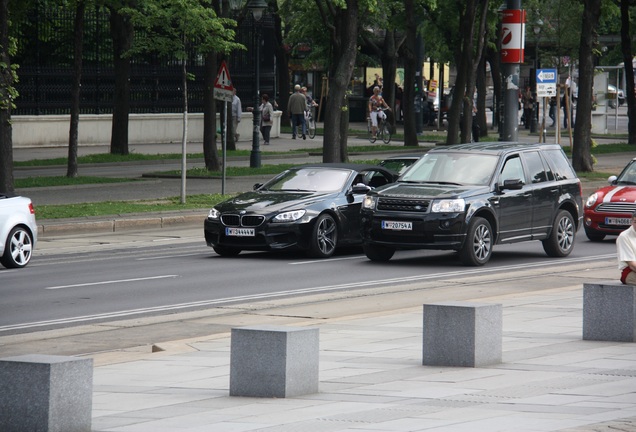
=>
[617,210,636,285]
[232,89,242,142]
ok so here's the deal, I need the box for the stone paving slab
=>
[89,285,636,432]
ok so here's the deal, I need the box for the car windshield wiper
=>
[422,181,463,186]
[618,180,636,185]
[279,188,314,192]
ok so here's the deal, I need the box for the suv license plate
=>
[226,227,255,237]
[382,220,412,231]
[605,217,630,226]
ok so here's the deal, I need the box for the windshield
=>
[261,168,351,192]
[401,152,498,186]
[379,158,419,175]
[617,161,636,185]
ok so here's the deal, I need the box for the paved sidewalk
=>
[7,124,636,431]
[89,274,636,432]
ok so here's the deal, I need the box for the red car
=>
[584,157,636,241]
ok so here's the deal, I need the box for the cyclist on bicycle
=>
[368,86,390,138]
[302,86,318,121]
[302,86,318,109]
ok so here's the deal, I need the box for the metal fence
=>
[12,5,275,115]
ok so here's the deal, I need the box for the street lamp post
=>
[248,0,267,168]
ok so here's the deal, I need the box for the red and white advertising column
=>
[501,9,525,64]
[500,4,525,142]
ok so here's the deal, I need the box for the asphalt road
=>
[0,224,617,343]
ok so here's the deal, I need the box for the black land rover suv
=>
[360,142,583,266]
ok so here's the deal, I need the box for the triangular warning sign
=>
[214,61,234,91]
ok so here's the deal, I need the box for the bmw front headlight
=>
[585,193,598,208]
[208,208,221,219]
[362,195,377,210]
[431,198,465,213]
[273,210,306,222]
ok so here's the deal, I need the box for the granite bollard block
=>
[230,325,319,398]
[423,302,502,367]
[0,354,93,432]
[583,282,636,342]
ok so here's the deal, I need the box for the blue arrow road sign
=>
[537,69,557,83]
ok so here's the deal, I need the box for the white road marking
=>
[45,275,179,290]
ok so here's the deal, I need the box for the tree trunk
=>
[203,52,221,170]
[476,53,487,137]
[572,0,601,172]
[339,94,349,161]
[108,6,134,155]
[620,0,636,145]
[272,2,290,123]
[381,31,400,133]
[180,59,188,204]
[487,46,502,130]
[322,0,359,162]
[401,0,418,146]
[0,0,14,193]
[68,0,85,178]
[447,0,477,144]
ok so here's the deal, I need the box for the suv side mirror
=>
[253,183,263,190]
[501,179,524,190]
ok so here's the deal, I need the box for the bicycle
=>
[367,108,391,144]
[304,106,317,139]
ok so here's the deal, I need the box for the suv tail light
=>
[28,202,35,214]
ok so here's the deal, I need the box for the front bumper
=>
[360,211,467,251]
[584,210,632,236]
[204,218,313,251]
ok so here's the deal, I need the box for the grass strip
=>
[15,176,144,188]
[37,194,227,219]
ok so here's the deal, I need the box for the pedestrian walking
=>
[523,86,534,129]
[259,94,274,145]
[288,84,307,139]
[562,87,573,128]
[232,89,242,142]
[549,97,556,127]
[617,210,636,285]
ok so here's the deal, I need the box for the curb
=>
[38,211,206,237]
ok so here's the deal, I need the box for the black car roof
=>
[428,142,563,155]
[294,162,382,170]
[291,162,397,176]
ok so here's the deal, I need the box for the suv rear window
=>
[543,149,576,180]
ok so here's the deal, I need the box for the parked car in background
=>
[607,84,625,108]
[584,157,636,241]
[204,164,398,258]
[360,142,583,266]
[378,154,423,175]
[0,193,37,268]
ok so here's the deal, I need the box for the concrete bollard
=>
[0,354,93,432]
[230,325,319,398]
[583,282,636,342]
[423,302,502,367]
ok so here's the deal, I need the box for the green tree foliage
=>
[122,0,240,59]
[121,0,242,201]
[0,0,18,193]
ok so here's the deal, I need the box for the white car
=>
[0,193,37,268]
